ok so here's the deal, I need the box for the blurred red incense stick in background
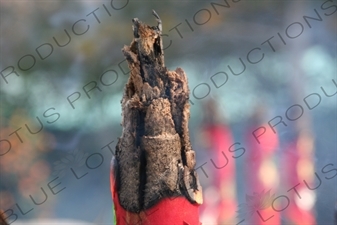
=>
[198,99,237,224]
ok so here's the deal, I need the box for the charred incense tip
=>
[115,11,202,213]
[152,10,160,20]
[0,211,9,225]
[152,10,162,32]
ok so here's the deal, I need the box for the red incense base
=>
[111,168,201,225]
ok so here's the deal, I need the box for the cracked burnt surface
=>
[115,11,202,213]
